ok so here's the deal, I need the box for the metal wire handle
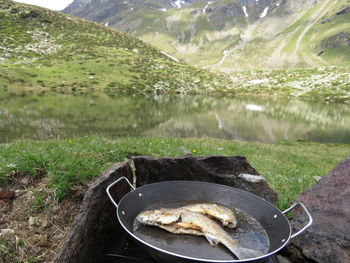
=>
[106,176,135,209]
[282,202,313,239]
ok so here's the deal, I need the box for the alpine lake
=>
[1,90,349,144]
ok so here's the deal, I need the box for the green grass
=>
[0,136,348,209]
[0,0,233,93]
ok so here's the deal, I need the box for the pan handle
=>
[282,202,313,239]
[106,176,135,209]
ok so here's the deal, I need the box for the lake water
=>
[0,91,349,144]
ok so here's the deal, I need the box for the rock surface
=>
[132,155,277,204]
[287,156,350,263]
[55,162,133,263]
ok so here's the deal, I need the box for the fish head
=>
[136,209,181,225]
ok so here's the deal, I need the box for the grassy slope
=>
[1,136,349,209]
[113,0,350,70]
[227,66,350,102]
[0,0,233,93]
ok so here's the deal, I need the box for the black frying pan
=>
[107,177,312,263]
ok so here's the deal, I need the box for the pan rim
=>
[116,180,292,262]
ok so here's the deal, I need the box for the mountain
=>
[63,0,350,71]
[0,0,232,92]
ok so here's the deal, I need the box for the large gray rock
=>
[132,155,277,204]
[287,156,350,263]
[55,162,133,263]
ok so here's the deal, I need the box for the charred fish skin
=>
[182,203,237,228]
[136,208,263,260]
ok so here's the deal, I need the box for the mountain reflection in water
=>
[0,92,349,144]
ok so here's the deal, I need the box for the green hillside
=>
[0,0,233,93]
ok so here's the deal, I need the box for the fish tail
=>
[229,246,264,260]
[204,233,220,246]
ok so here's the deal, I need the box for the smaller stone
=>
[313,176,322,181]
[20,177,29,185]
[41,218,48,228]
[52,233,65,241]
[28,216,38,227]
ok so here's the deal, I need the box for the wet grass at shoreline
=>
[0,136,348,209]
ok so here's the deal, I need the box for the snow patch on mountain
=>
[203,1,214,14]
[172,0,186,9]
[160,51,179,62]
[260,6,269,18]
[242,6,249,17]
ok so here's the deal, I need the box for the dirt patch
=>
[0,173,83,263]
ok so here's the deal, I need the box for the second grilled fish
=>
[136,208,263,260]
[182,203,237,228]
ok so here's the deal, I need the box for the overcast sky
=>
[14,0,74,11]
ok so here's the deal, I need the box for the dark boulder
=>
[287,156,350,263]
[132,155,277,204]
[321,32,350,49]
[336,7,350,15]
[55,162,133,263]
[20,10,40,19]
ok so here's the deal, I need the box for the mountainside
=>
[1,0,348,101]
[64,0,350,71]
[0,0,233,92]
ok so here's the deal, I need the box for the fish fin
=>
[204,234,220,246]
[230,247,264,260]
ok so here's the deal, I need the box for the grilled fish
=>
[136,208,263,260]
[182,203,237,228]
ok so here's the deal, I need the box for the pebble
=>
[313,176,322,182]
[28,216,38,227]
[20,177,29,185]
